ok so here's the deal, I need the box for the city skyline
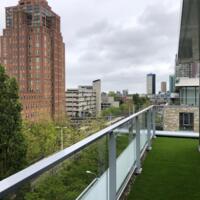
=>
[0,0,181,93]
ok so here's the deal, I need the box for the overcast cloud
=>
[0,0,181,93]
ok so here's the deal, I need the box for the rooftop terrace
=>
[128,137,200,200]
[0,106,200,200]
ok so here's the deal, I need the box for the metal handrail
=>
[0,105,154,197]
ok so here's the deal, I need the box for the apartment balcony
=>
[0,106,200,200]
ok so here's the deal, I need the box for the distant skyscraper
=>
[0,0,65,121]
[161,82,167,93]
[146,74,156,95]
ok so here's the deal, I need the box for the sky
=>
[0,0,182,93]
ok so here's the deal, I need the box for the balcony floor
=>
[128,137,200,200]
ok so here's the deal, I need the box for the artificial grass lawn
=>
[128,137,200,200]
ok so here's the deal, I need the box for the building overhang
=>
[175,77,199,87]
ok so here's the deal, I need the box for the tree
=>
[0,65,27,180]
[22,120,58,164]
[101,102,134,118]
[108,91,117,99]
[23,126,128,200]
[132,94,141,112]
[54,117,82,147]
[120,100,133,115]
[133,94,150,112]
[101,107,121,117]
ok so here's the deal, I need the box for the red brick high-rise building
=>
[0,0,65,121]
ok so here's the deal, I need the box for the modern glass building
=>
[165,0,200,132]
[175,0,200,106]
[178,0,200,65]
[146,73,156,95]
[176,0,200,78]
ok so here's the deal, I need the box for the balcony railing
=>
[0,105,156,200]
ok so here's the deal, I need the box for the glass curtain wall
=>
[179,87,199,106]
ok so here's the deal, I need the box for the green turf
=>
[127,137,200,200]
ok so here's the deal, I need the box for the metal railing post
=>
[153,107,156,139]
[135,116,142,174]
[108,131,116,200]
[147,110,152,151]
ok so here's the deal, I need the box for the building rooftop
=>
[19,0,47,4]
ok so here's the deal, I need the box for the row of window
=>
[20,94,43,100]
[23,102,51,110]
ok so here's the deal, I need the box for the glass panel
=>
[196,87,199,106]
[115,120,136,193]
[184,87,187,105]
[187,87,195,105]
[0,110,154,200]
[180,87,184,105]
[1,136,109,200]
[140,113,148,151]
[155,106,164,131]
[78,136,109,200]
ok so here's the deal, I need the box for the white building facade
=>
[66,80,101,118]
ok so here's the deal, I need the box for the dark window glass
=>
[179,112,194,131]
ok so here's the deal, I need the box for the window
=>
[187,87,195,105]
[36,50,40,55]
[36,57,40,62]
[35,42,40,48]
[179,113,194,131]
[36,65,40,70]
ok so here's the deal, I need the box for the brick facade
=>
[0,0,65,121]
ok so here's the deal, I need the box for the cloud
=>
[0,0,181,93]
[68,1,180,93]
